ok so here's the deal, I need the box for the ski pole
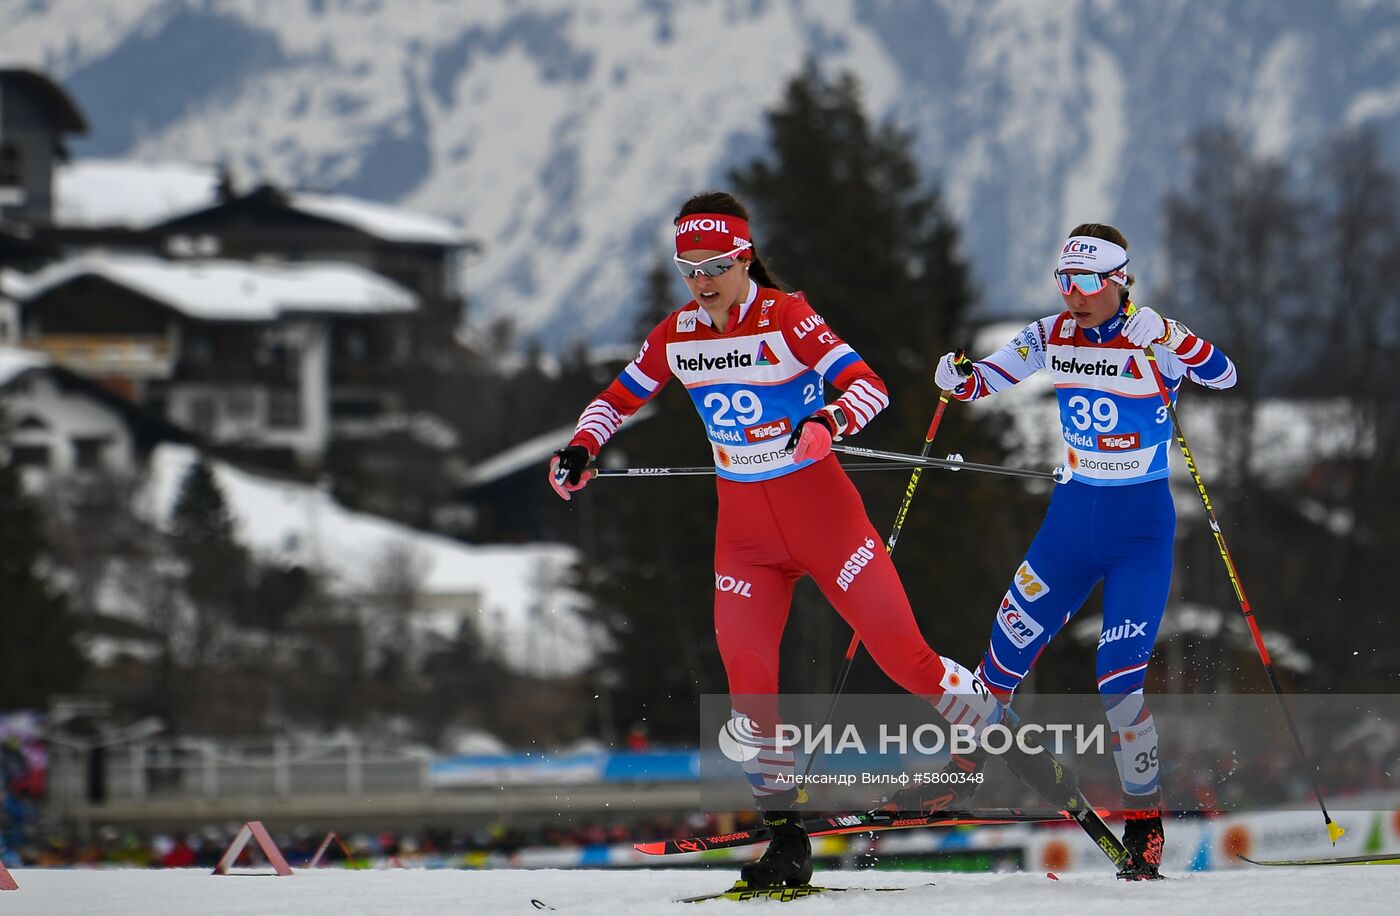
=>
[830,444,1072,484]
[1133,309,1343,844]
[801,353,973,782]
[591,448,1066,482]
[592,462,915,478]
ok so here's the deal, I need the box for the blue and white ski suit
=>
[950,305,1236,798]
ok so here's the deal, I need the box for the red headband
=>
[674,213,752,257]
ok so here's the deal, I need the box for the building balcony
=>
[27,334,174,379]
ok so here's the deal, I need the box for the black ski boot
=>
[740,805,812,888]
[1118,795,1165,880]
[884,749,987,814]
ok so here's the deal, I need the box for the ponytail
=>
[747,252,784,291]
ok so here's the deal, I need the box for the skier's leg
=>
[809,522,1003,813]
[969,483,1114,814]
[714,559,800,802]
[716,568,814,888]
[1096,482,1175,878]
[1096,486,1173,800]
[787,461,999,730]
[976,483,1102,700]
[763,460,999,816]
[713,479,811,887]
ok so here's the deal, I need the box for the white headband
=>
[1057,236,1130,285]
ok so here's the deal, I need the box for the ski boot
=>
[1118,794,1165,880]
[883,748,988,815]
[740,794,812,888]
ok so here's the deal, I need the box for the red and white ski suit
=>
[569,281,983,795]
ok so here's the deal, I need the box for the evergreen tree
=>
[171,458,242,553]
[1158,125,1307,491]
[0,443,85,707]
[169,457,252,722]
[732,64,972,388]
[1304,127,1400,689]
[1154,126,1317,694]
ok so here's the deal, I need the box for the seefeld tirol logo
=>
[717,714,765,762]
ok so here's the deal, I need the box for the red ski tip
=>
[634,842,666,855]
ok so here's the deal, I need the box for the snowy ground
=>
[5,865,1392,915]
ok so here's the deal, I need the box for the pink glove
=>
[548,445,593,501]
[787,416,833,464]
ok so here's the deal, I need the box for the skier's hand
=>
[548,445,593,501]
[1122,307,1168,347]
[934,351,971,391]
[785,415,834,464]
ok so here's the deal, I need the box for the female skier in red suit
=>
[549,191,1000,888]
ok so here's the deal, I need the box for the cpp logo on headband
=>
[1063,240,1098,255]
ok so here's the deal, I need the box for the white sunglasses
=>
[674,243,751,279]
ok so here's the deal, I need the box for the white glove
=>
[1122,307,1168,347]
[934,352,969,391]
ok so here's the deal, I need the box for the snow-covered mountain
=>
[5,0,1400,348]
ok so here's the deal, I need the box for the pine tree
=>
[1158,125,1306,492]
[0,448,85,707]
[732,64,972,388]
[1156,125,1400,693]
[171,458,241,551]
[1305,127,1400,690]
[169,457,252,719]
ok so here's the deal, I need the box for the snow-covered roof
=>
[3,254,418,321]
[289,191,466,246]
[0,343,50,387]
[54,159,221,230]
[459,406,655,490]
[462,424,578,490]
[140,445,593,676]
[52,158,465,245]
